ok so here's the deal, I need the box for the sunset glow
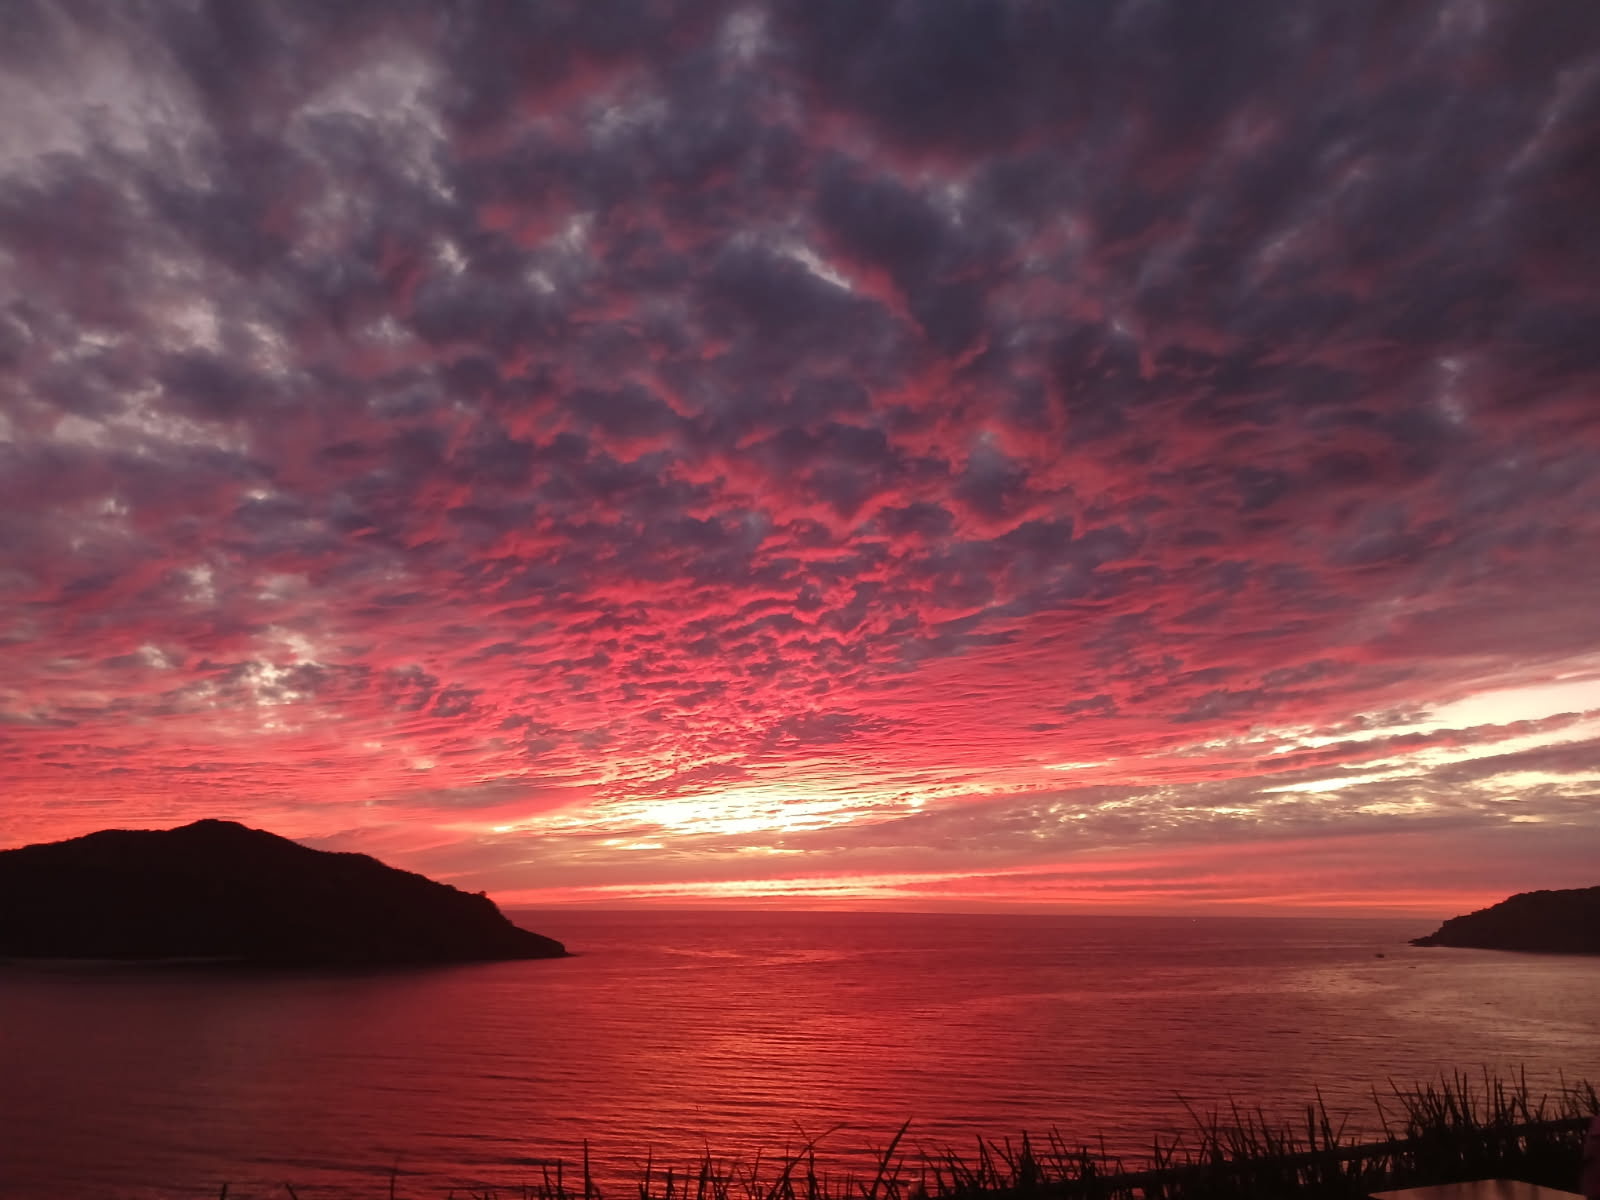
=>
[4,0,1599,915]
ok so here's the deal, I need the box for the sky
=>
[3,0,1600,916]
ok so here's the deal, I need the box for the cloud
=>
[1,0,1598,912]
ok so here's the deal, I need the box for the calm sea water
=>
[2,910,1597,1199]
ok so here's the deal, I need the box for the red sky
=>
[3,0,1600,916]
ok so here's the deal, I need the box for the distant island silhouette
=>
[1411,885,1600,954]
[0,819,567,965]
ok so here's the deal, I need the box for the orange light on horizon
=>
[491,848,1505,918]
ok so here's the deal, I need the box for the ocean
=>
[1,910,1596,1199]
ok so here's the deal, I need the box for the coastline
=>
[182,1073,1600,1200]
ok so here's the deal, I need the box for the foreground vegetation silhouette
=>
[224,1071,1596,1200]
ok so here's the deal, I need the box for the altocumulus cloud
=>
[3,0,1600,912]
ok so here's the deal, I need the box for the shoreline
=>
[176,1072,1597,1200]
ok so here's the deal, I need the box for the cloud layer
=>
[4,0,1600,912]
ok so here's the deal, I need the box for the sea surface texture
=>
[1,911,1596,1198]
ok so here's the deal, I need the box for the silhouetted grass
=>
[222,1070,1597,1200]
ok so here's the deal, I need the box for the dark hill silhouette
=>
[1411,885,1600,953]
[0,819,567,965]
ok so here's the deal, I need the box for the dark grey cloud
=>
[1,0,1598,910]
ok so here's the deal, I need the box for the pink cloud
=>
[2,0,1598,915]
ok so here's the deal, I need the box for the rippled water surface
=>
[2,910,1597,1198]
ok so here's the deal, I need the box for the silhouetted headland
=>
[0,819,567,965]
[1411,885,1600,953]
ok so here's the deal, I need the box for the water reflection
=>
[2,911,1595,1198]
